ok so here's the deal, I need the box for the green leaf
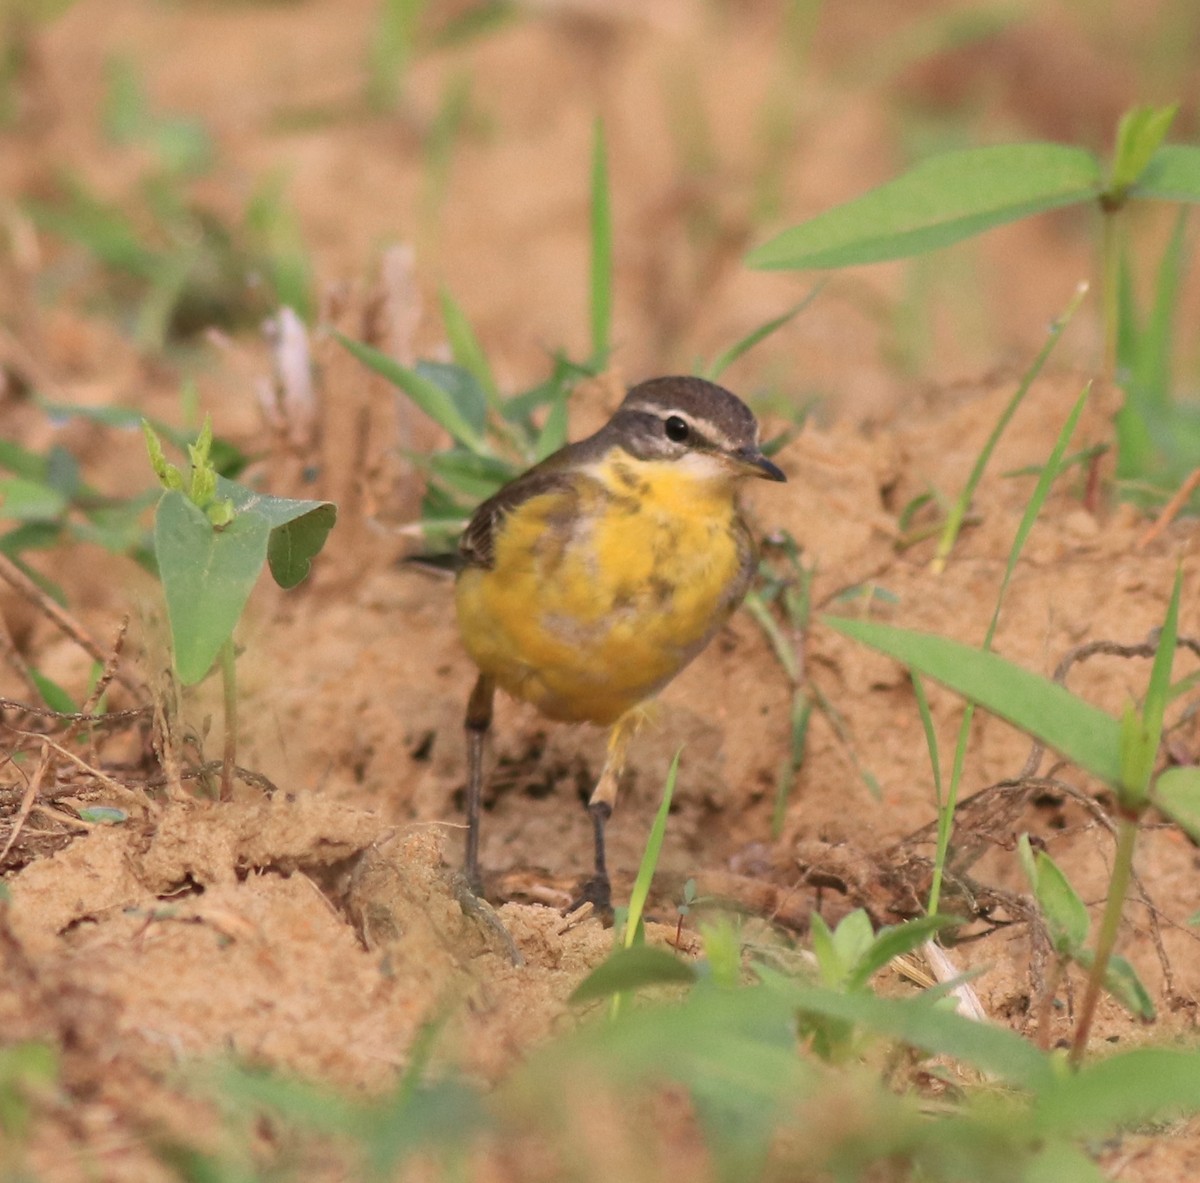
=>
[702,287,822,381]
[215,477,336,589]
[569,944,697,1004]
[142,420,185,492]
[824,618,1124,787]
[1095,953,1155,1021]
[29,668,78,714]
[1023,1141,1108,1183]
[414,361,489,440]
[425,451,517,501]
[624,749,681,950]
[589,117,613,363]
[77,806,128,825]
[1129,210,1188,407]
[808,912,842,986]
[0,477,68,521]
[1141,566,1182,758]
[1134,144,1200,202]
[1108,104,1178,196]
[438,287,500,408]
[1022,843,1089,956]
[265,507,337,589]
[1032,1048,1200,1136]
[846,915,961,990]
[748,144,1102,270]
[786,985,1054,1089]
[533,395,569,462]
[1154,765,1200,842]
[154,490,271,684]
[334,332,488,453]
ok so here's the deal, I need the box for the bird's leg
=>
[572,709,643,915]
[463,673,495,894]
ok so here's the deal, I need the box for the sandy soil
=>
[2,2,1200,1179]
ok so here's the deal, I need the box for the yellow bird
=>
[455,375,786,911]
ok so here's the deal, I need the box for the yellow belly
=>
[455,471,750,725]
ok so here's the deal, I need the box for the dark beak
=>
[735,448,787,482]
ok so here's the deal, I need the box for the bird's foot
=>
[451,871,524,966]
[566,872,612,920]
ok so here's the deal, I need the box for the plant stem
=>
[219,637,237,802]
[1069,813,1139,1066]
[1035,955,1064,1052]
[1101,208,1122,382]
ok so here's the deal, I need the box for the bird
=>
[454,374,786,912]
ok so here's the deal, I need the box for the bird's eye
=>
[664,415,690,443]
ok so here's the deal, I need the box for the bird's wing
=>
[458,467,580,570]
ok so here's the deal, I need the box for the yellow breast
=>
[455,455,753,725]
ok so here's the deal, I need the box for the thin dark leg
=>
[567,711,640,916]
[464,674,494,894]
[582,800,613,912]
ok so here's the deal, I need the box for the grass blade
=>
[439,286,501,409]
[334,331,488,454]
[589,118,613,364]
[931,282,1087,572]
[703,285,823,381]
[624,748,682,950]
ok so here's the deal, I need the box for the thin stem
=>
[1069,813,1139,1067]
[1035,955,1065,1052]
[1101,208,1122,382]
[220,637,237,802]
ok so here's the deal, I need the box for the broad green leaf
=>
[830,908,875,974]
[786,985,1054,1089]
[570,944,697,1004]
[154,490,271,684]
[529,983,804,1095]
[1108,104,1178,195]
[414,361,489,440]
[215,477,336,589]
[1032,1047,1200,1135]
[265,506,337,589]
[748,144,1102,270]
[1154,765,1200,842]
[1132,144,1200,202]
[825,618,1124,787]
[334,332,487,453]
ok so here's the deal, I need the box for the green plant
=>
[143,418,335,797]
[749,102,1200,509]
[26,58,312,351]
[335,123,617,547]
[828,564,1194,1064]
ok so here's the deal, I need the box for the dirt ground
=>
[3,1,1200,1179]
